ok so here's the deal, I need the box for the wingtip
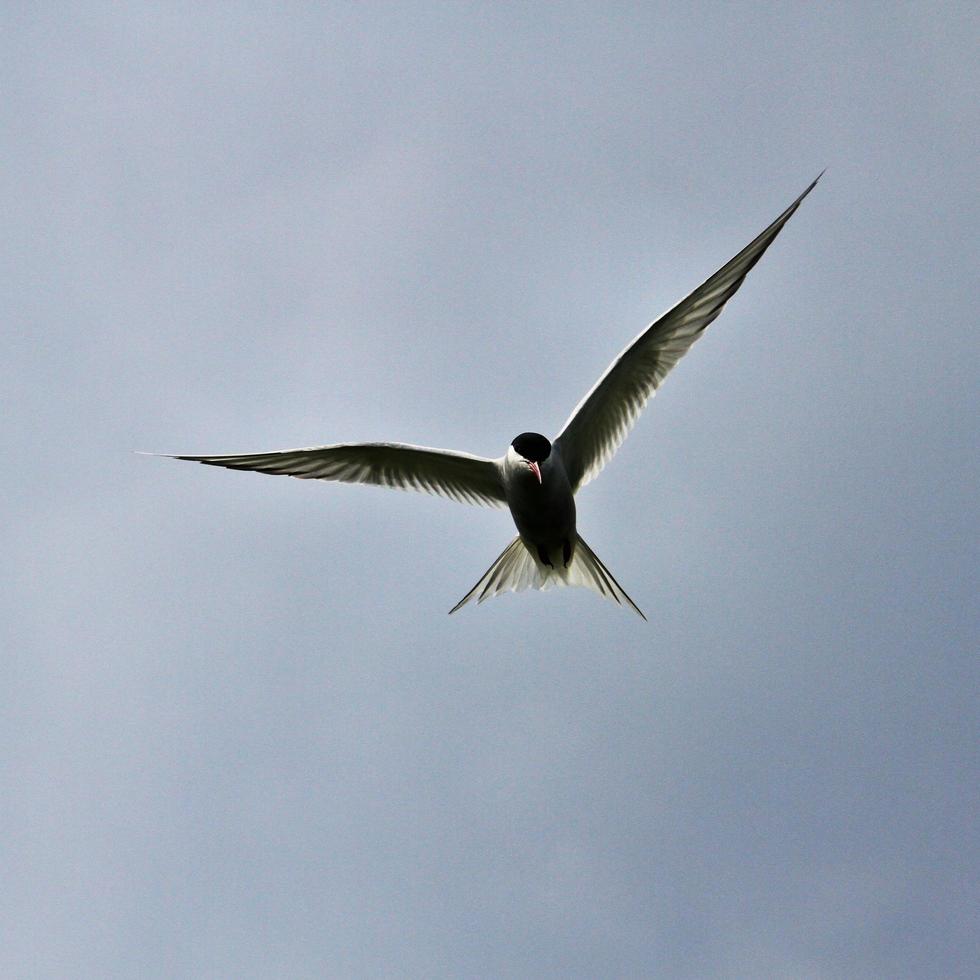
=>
[800,170,825,198]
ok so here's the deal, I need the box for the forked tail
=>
[449,533,645,619]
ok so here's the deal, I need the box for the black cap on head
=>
[511,432,552,463]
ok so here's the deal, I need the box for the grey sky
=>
[3,3,977,978]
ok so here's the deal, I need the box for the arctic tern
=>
[150,176,819,617]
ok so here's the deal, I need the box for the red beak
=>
[527,460,542,484]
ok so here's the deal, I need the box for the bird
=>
[147,176,820,618]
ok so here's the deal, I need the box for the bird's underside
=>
[146,175,820,616]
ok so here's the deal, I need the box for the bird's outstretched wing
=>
[555,175,821,492]
[153,442,507,508]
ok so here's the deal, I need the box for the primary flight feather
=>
[148,176,820,617]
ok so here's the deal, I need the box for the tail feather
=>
[449,533,645,619]
[567,534,646,620]
[448,536,544,614]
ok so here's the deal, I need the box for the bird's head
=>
[509,432,552,484]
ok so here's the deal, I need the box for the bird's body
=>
[147,176,820,617]
[503,436,576,570]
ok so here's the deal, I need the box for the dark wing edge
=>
[555,174,822,492]
[142,442,508,508]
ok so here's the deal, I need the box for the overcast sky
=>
[3,4,977,978]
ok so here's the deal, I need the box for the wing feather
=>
[157,442,507,508]
[555,175,821,491]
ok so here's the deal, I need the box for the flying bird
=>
[149,176,820,618]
